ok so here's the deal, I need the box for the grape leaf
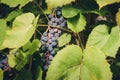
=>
[62,5,79,18]
[8,39,41,70]
[46,45,112,80]
[0,19,6,46]
[67,13,86,33]
[36,66,42,80]
[46,45,83,80]
[45,0,75,9]
[96,0,120,8]
[1,0,32,8]
[2,13,37,48]
[14,69,32,80]
[82,46,112,80]
[86,25,120,57]
[0,69,3,80]
[116,8,120,28]
[58,33,71,47]
[6,10,22,21]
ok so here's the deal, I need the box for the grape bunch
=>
[41,7,67,71]
[0,54,10,71]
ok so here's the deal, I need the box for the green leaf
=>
[45,0,75,9]
[82,46,112,80]
[36,66,42,80]
[67,13,86,33]
[22,41,32,51]
[8,53,17,68]
[1,0,32,8]
[26,39,41,55]
[0,19,6,46]
[62,5,79,18]
[0,69,3,80]
[46,45,83,80]
[96,0,120,8]
[116,8,120,27]
[2,13,37,48]
[6,10,22,21]
[46,45,112,80]
[58,33,71,47]
[86,25,120,57]
[14,69,32,80]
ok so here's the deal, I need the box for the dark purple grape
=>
[58,30,61,34]
[51,42,57,46]
[49,55,53,60]
[48,46,53,51]
[51,18,56,22]
[41,36,48,42]
[52,23,57,27]
[54,33,59,37]
[48,14,52,19]
[60,22,66,27]
[56,11,61,16]
[44,65,48,71]
[49,29,54,34]
[51,50,55,55]
[48,21,53,26]
[43,32,47,36]
[59,16,64,22]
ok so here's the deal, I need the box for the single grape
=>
[52,22,57,27]
[49,55,53,60]
[49,29,54,34]
[59,16,64,22]
[51,18,56,22]
[56,10,61,16]
[48,14,52,19]
[54,33,59,37]
[50,50,55,55]
[58,30,61,34]
[48,46,53,51]
[51,37,57,41]
[43,32,47,36]
[60,22,66,27]
[44,65,48,71]
[51,41,57,46]
[41,36,48,42]
[48,21,53,26]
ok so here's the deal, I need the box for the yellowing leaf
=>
[96,0,120,9]
[86,25,120,57]
[2,13,37,48]
[46,45,112,80]
[46,0,75,9]
[116,8,120,28]
[1,0,32,8]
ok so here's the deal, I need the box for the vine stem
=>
[77,33,84,50]
[74,33,80,47]
[29,29,37,71]
[33,0,49,21]
[37,24,73,33]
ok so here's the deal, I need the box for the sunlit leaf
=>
[2,13,37,48]
[1,0,32,8]
[62,5,79,18]
[46,45,112,80]
[0,19,6,46]
[46,0,75,9]
[0,69,3,80]
[86,25,120,57]
[58,33,71,47]
[67,13,86,33]
[116,8,120,28]
[96,0,120,8]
